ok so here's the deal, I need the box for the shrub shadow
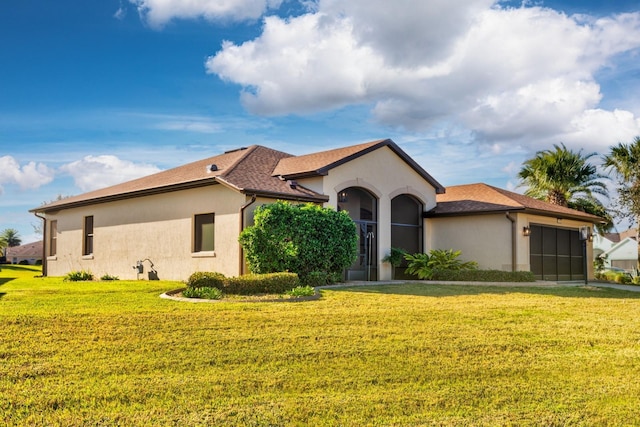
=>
[323,281,640,299]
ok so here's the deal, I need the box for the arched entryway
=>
[338,187,378,281]
[391,194,423,279]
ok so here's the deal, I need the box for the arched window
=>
[391,195,423,278]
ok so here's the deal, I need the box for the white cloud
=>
[206,2,640,151]
[130,0,283,27]
[0,156,55,194]
[60,155,162,192]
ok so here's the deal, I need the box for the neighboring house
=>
[30,139,603,282]
[5,241,43,265]
[594,230,638,271]
[425,183,603,281]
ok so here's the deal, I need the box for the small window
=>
[83,216,94,256]
[49,220,58,256]
[194,213,215,252]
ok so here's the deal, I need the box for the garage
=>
[529,224,585,281]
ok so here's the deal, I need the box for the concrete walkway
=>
[322,280,640,292]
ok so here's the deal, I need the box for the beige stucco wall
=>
[299,146,439,281]
[427,213,595,279]
[44,184,247,281]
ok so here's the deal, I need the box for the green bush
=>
[183,287,223,300]
[429,269,536,282]
[186,271,226,289]
[64,270,94,282]
[223,272,300,295]
[301,271,341,287]
[404,249,478,280]
[285,286,316,297]
[100,274,119,281]
[239,201,358,280]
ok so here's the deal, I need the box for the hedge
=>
[429,269,536,282]
[186,271,300,296]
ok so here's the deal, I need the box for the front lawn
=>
[2,265,640,426]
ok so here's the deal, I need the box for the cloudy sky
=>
[1,0,639,243]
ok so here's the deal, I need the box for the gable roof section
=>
[426,183,604,223]
[32,145,327,213]
[5,241,43,259]
[272,139,446,194]
[601,236,637,259]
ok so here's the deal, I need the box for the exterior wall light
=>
[522,226,531,236]
[338,190,348,203]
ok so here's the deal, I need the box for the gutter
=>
[238,194,257,276]
[33,212,47,276]
[505,212,517,272]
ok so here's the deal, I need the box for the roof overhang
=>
[424,207,605,224]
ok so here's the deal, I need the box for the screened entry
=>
[529,224,584,281]
[338,187,378,281]
[391,194,423,279]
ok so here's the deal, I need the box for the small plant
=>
[285,285,316,297]
[182,287,223,300]
[63,270,94,282]
[382,247,407,279]
[404,252,432,279]
[100,274,119,281]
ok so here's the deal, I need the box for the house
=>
[425,183,603,281]
[5,241,43,265]
[30,139,603,282]
[593,230,638,271]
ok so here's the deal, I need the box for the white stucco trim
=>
[388,186,428,205]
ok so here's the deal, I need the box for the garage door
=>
[529,224,584,281]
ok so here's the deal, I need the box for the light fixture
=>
[287,180,298,189]
[579,226,592,241]
[522,226,531,236]
[338,190,348,203]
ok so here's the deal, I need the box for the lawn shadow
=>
[0,277,16,286]
[323,281,640,300]
[0,292,5,300]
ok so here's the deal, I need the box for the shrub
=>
[18,260,29,265]
[187,272,226,289]
[223,272,300,295]
[100,274,119,281]
[64,270,94,282]
[404,249,478,280]
[301,271,341,287]
[430,269,536,282]
[183,287,223,300]
[285,286,316,297]
[239,201,358,279]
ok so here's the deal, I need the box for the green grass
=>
[2,265,640,426]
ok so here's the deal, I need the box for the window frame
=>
[193,213,215,254]
[83,215,94,256]
[49,220,58,257]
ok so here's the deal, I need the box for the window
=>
[83,216,94,256]
[194,213,215,252]
[49,220,57,256]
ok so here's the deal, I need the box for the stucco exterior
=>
[427,213,596,279]
[45,185,247,280]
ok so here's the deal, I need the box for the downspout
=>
[33,212,47,277]
[505,212,517,272]
[238,194,257,276]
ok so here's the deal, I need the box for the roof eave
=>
[30,178,218,214]
[425,206,604,223]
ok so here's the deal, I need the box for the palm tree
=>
[518,143,611,231]
[603,136,640,268]
[0,228,21,248]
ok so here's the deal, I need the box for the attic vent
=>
[206,164,218,173]
[224,147,248,154]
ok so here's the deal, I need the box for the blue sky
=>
[1,0,639,243]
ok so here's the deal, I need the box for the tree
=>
[602,136,640,268]
[239,201,358,283]
[0,228,21,248]
[518,143,612,232]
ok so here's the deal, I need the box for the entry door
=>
[529,225,584,281]
[347,222,378,281]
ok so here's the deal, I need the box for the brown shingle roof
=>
[427,183,604,223]
[32,139,446,214]
[5,241,43,259]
